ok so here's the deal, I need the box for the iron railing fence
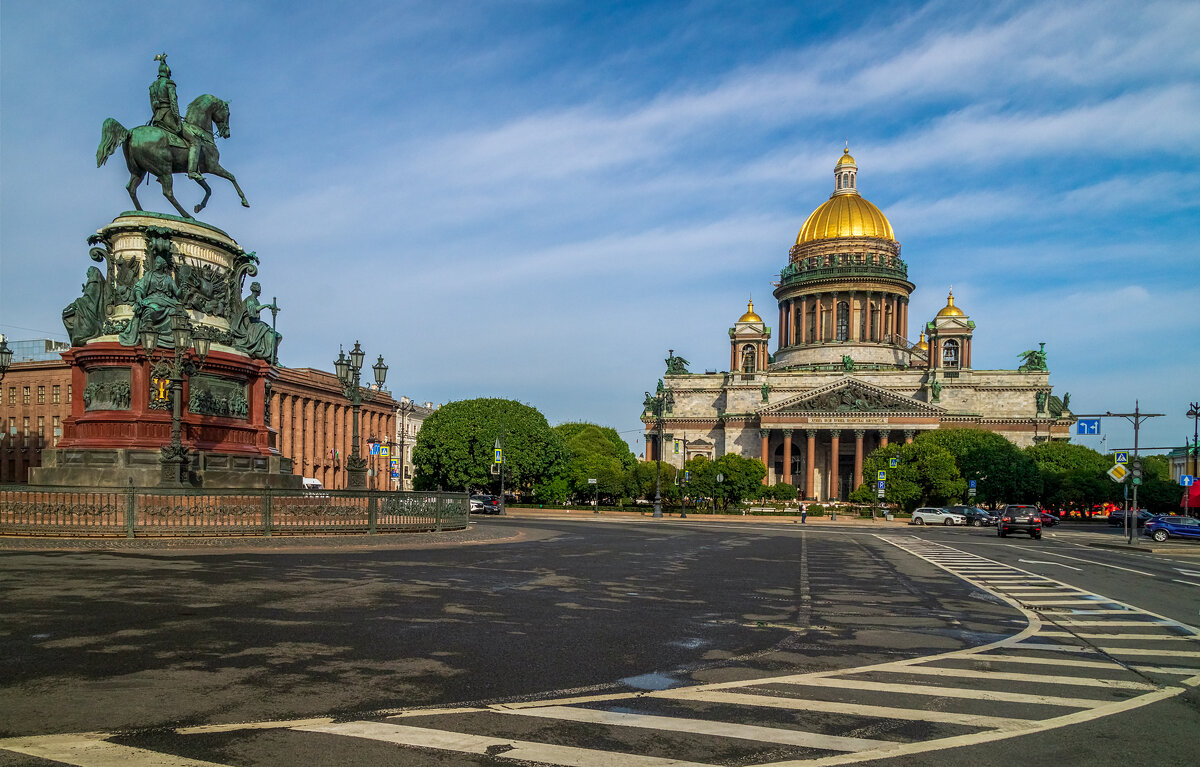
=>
[0,485,469,538]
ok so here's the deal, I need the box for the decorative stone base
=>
[29,448,302,489]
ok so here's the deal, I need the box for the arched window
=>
[836,175,842,190]
[942,339,960,368]
[836,301,850,341]
[741,344,757,374]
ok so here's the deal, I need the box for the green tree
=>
[771,482,798,502]
[554,422,638,503]
[1026,442,1117,515]
[916,429,1040,506]
[860,441,965,511]
[632,460,678,504]
[712,453,767,511]
[412,398,566,493]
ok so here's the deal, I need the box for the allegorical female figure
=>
[119,254,182,347]
[230,281,281,361]
[62,266,106,345]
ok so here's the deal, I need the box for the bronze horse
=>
[97,94,249,218]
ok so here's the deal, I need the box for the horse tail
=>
[96,118,130,167]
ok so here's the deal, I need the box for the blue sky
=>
[2,0,1198,457]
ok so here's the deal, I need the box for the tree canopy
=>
[553,422,638,502]
[412,398,566,493]
[915,429,1041,505]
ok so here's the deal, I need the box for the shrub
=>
[807,503,826,516]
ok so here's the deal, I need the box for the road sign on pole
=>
[1114,452,1129,464]
[877,470,886,481]
[1182,475,1195,487]
[968,480,977,489]
[889,458,898,468]
[1076,419,1101,435]
[1107,463,1128,482]
[877,480,886,490]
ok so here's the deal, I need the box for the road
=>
[0,516,1197,766]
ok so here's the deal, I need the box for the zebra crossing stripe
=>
[293,721,716,767]
[0,733,231,767]
[489,705,892,752]
[769,677,1109,708]
[649,689,1035,729]
[864,665,1157,690]
[1038,631,1195,641]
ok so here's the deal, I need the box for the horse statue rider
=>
[149,53,202,182]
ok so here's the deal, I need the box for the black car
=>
[469,494,501,514]
[997,504,1042,539]
[1108,509,1155,528]
[947,505,996,527]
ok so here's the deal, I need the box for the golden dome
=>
[738,299,762,323]
[796,193,895,244]
[836,147,856,167]
[915,332,929,351]
[936,290,965,317]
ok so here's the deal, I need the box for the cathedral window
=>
[741,344,756,374]
[942,339,960,368]
[836,175,842,190]
[836,302,850,341]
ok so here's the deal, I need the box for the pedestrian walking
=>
[801,502,807,524]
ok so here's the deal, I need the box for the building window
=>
[836,301,850,341]
[67,384,72,403]
[741,343,757,374]
[942,339,960,368]
[23,387,30,405]
[23,416,30,437]
[52,385,61,404]
[7,386,14,406]
[37,386,45,404]
[836,175,842,190]
[52,415,60,446]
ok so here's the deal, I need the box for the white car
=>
[911,507,966,526]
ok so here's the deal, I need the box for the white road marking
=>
[1018,559,1083,571]
[1038,631,1195,641]
[1176,568,1200,577]
[175,717,334,735]
[865,665,1156,690]
[1172,578,1200,587]
[0,733,231,767]
[651,690,1035,729]
[1024,550,1156,576]
[295,721,716,767]
[491,705,891,752]
[765,677,1107,708]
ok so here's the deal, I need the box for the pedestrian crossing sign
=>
[1113,452,1128,464]
[877,470,886,481]
[380,446,389,457]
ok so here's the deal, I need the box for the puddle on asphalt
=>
[621,672,678,690]
[666,637,708,650]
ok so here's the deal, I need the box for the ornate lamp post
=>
[0,334,12,384]
[643,378,674,519]
[366,434,380,491]
[335,341,387,490]
[140,308,211,486]
[1188,403,1200,480]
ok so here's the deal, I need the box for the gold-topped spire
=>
[738,298,763,323]
[836,145,856,167]
[915,332,929,351]
[936,289,965,317]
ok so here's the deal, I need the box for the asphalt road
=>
[0,517,1197,766]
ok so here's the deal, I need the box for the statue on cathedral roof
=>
[665,350,690,375]
[1018,343,1049,372]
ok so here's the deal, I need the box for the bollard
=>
[261,489,273,537]
[368,492,378,535]
[125,480,136,539]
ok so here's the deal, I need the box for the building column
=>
[901,299,908,341]
[760,429,770,484]
[853,429,864,491]
[805,429,817,501]
[850,293,860,341]
[904,429,915,444]
[782,429,793,486]
[788,300,796,348]
[779,303,786,349]
[829,429,841,501]
[799,297,808,344]
[879,430,889,449]
[815,295,824,341]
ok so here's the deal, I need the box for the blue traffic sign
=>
[968,480,977,489]
[1114,452,1129,464]
[1183,475,1195,487]
[877,470,886,481]
[1076,419,1101,435]
[877,480,886,490]
[889,458,898,468]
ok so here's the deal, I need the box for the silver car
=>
[911,507,966,526]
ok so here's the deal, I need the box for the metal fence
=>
[0,485,469,538]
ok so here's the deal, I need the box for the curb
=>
[1086,541,1200,556]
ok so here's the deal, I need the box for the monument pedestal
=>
[31,212,300,489]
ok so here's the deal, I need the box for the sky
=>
[2,0,1198,459]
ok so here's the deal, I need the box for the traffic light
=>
[1131,460,1143,486]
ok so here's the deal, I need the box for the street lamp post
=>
[643,378,673,519]
[140,308,211,487]
[334,341,387,490]
[0,335,12,385]
[1188,403,1200,481]
[366,434,380,491]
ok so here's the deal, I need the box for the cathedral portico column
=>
[800,297,808,344]
[904,429,915,444]
[782,429,793,486]
[760,429,770,484]
[805,429,817,501]
[879,430,889,449]
[853,429,865,491]
[829,430,841,501]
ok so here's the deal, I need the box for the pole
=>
[1130,401,1140,545]
[269,297,280,367]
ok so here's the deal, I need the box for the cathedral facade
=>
[644,150,1075,502]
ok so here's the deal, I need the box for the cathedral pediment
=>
[762,378,942,415]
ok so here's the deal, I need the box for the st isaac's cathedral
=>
[643,149,1076,502]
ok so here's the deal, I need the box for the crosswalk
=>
[3,535,1197,766]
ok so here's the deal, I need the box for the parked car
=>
[947,505,996,527]
[1108,509,1156,528]
[1143,515,1200,542]
[469,494,501,514]
[1039,511,1060,527]
[911,507,966,526]
[997,504,1042,539]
